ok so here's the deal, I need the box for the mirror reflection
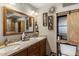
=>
[3,7,34,35]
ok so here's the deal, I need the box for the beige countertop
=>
[57,40,79,46]
[0,36,46,56]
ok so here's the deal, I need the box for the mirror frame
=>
[3,7,34,36]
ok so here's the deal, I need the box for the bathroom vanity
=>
[0,36,46,56]
[13,37,46,56]
[1,6,47,56]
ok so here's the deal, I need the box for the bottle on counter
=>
[22,32,25,41]
[58,36,60,40]
[35,21,39,32]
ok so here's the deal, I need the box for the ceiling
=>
[30,3,59,9]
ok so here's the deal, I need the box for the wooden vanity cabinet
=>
[27,42,40,56]
[12,39,46,56]
[39,39,46,56]
[13,48,28,56]
[27,39,46,56]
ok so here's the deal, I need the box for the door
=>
[67,12,79,43]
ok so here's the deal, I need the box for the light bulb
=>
[31,10,35,14]
[35,12,38,16]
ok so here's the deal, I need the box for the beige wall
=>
[37,7,57,53]
[56,4,79,13]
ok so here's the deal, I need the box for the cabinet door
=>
[39,39,46,56]
[27,42,40,56]
[67,12,79,43]
[13,48,27,56]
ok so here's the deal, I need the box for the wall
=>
[56,3,79,13]
[37,7,57,54]
[37,3,79,54]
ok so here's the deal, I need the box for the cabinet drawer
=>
[28,49,39,56]
[40,39,46,49]
[40,39,46,45]
[39,39,46,56]
[28,42,40,54]
[40,47,46,56]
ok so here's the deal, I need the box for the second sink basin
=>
[0,44,20,54]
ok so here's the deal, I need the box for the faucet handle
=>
[4,37,8,46]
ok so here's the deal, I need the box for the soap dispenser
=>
[35,21,39,32]
[22,32,25,41]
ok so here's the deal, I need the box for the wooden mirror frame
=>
[3,7,34,36]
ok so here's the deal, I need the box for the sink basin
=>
[0,44,20,54]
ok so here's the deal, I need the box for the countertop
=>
[0,36,46,56]
[57,40,79,46]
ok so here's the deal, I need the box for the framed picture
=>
[48,16,54,30]
[43,12,48,26]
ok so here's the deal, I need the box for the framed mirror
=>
[3,7,34,36]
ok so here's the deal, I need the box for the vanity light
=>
[27,10,38,16]
[34,12,38,16]
[31,10,35,14]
